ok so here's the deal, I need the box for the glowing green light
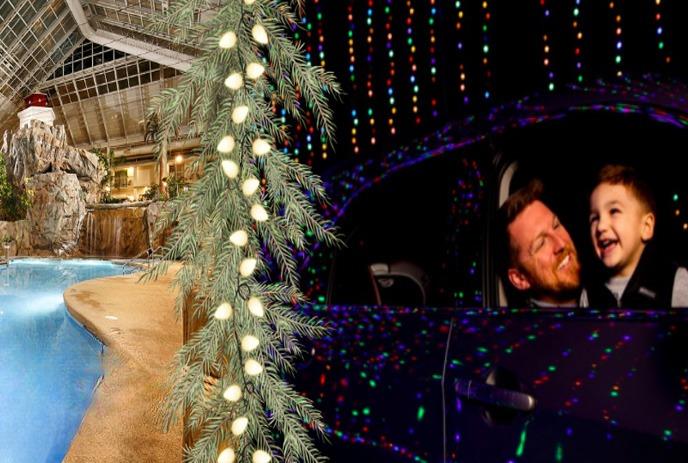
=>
[673,193,679,202]
[664,429,672,437]
[429,18,435,26]
[615,55,622,64]
[369,379,377,388]
[477,347,488,353]
[407,38,413,45]
[363,407,371,415]
[482,25,488,32]
[610,390,619,398]
[367,108,373,116]
[555,443,564,462]
[548,365,556,372]
[483,45,489,54]
[417,406,425,421]
[348,31,353,38]
[659,42,665,50]
[385,6,390,13]
[352,410,359,416]
[317,295,325,303]
[527,334,536,341]
[548,82,555,91]
[307,23,312,31]
[458,291,464,298]
[578,75,583,83]
[516,427,528,457]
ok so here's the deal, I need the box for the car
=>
[297,79,688,462]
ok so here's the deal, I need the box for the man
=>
[497,179,586,307]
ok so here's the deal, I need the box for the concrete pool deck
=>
[62,263,182,462]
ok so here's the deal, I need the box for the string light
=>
[609,1,623,77]
[213,302,233,320]
[480,0,493,100]
[244,0,256,4]
[245,359,263,376]
[217,136,236,153]
[231,416,249,435]
[252,24,269,44]
[384,0,397,135]
[242,177,260,196]
[252,138,271,156]
[221,160,239,179]
[366,0,376,145]
[572,0,584,83]
[406,0,421,125]
[218,448,236,463]
[346,3,360,155]
[229,230,248,247]
[252,450,271,463]
[541,0,555,92]
[224,73,243,90]
[223,384,242,402]
[239,258,257,277]
[250,204,269,222]
[428,0,439,117]
[246,62,265,79]
[655,0,670,64]
[241,335,260,352]
[247,297,265,317]
[314,0,329,159]
[232,106,249,124]
[219,32,237,49]
[455,1,468,104]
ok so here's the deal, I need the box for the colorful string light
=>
[572,0,584,83]
[347,3,360,155]
[609,1,623,77]
[654,0,670,65]
[480,0,493,100]
[455,0,468,104]
[366,0,377,146]
[384,0,397,136]
[406,0,421,125]
[428,0,439,117]
[541,0,555,92]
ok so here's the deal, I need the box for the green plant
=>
[1,234,12,245]
[142,183,163,201]
[143,1,342,461]
[165,173,186,199]
[93,148,121,203]
[0,152,31,221]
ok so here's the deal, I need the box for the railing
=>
[121,245,163,272]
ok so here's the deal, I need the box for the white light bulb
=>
[247,297,264,317]
[231,105,249,124]
[231,416,249,435]
[252,138,271,156]
[213,302,232,320]
[224,73,243,90]
[217,136,235,153]
[239,258,257,277]
[223,384,242,402]
[229,230,248,247]
[246,62,265,80]
[250,204,269,222]
[245,359,263,376]
[252,24,269,44]
[242,177,260,196]
[221,160,239,179]
[244,0,256,5]
[252,450,271,463]
[241,335,260,352]
[219,31,237,49]
[218,447,236,463]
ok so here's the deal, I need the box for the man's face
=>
[507,200,581,302]
[589,183,654,277]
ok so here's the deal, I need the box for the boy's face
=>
[589,183,655,277]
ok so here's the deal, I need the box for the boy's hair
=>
[596,164,656,214]
[495,179,544,273]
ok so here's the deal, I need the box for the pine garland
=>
[143,1,341,462]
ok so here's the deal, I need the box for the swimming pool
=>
[0,259,136,463]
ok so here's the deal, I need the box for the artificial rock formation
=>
[1,120,103,254]
[26,172,85,254]
[2,120,102,203]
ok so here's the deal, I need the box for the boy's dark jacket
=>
[585,242,678,308]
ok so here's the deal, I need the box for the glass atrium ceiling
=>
[0,0,194,150]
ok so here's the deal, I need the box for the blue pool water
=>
[0,259,136,463]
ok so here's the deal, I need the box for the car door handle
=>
[455,378,537,412]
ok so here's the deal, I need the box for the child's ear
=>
[508,268,531,291]
[641,212,655,242]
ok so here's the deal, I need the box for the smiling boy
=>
[587,164,688,308]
